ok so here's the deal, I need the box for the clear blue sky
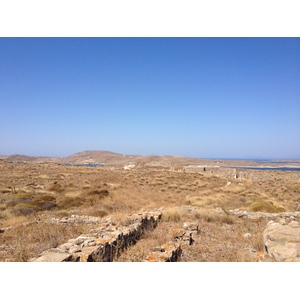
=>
[1,38,299,159]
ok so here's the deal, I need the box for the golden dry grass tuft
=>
[0,221,84,262]
[250,199,286,213]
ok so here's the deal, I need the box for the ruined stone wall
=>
[30,209,200,262]
[183,165,243,180]
[228,208,300,220]
[145,222,199,262]
[31,206,300,262]
[30,210,162,262]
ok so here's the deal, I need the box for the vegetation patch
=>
[88,209,108,218]
[87,188,109,198]
[250,199,286,213]
[197,210,235,224]
[48,182,64,192]
[57,197,84,210]
[10,194,57,215]
[161,208,183,223]
[13,203,39,215]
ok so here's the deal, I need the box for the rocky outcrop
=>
[262,220,300,262]
[30,210,162,262]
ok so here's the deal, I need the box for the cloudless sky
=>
[0,38,299,159]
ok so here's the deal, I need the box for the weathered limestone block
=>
[263,220,300,262]
[30,248,72,262]
[173,228,185,240]
[173,222,199,245]
[145,242,182,262]
[183,222,199,233]
[161,241,182,261]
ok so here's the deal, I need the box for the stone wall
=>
[30,210,199,262]
[30,210,162,262]
[29,206,300,262]
[145,222,199,262]
[228,208,300,220]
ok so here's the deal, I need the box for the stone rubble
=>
[7,205,300,262]
[30,209,162,262]
[144,241,182,262]
[145,221,199,262]
[228,208,300,220]
[48,214,104,225]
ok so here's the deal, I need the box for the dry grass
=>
[0,220,84,261]
[0,160,299,262]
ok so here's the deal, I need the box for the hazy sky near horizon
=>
[1,38,299,159]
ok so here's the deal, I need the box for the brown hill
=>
[62,150,209,168]
[3,150,209,168]
[5,154,39,162]
[62,150,136,165]
[5,154,61,163]
[6,150,298,169]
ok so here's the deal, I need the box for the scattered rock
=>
[146,221,199,261]
[243,233,252,238]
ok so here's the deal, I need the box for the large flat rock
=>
[263,220,300,262]
[31,250,72,262]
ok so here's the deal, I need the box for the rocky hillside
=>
[2,150,208,167]
[61,150,138,165]
[4,154,61,163]
[3,150,300,170]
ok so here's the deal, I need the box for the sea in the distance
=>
[75,163,105,167]
[231,166,300,172]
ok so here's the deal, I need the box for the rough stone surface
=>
[145,221,199,262]
[27,207,300,262]
[145,242,182,262]
[262,220,300,262]
[31,250,72,262]
[30,209,162,262]
[228,209,300,220]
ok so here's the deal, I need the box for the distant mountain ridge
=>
[1,150,207,167]
[2,150,300,169]
[4,154,62,163]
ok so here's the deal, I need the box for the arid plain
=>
[1,150,299,262]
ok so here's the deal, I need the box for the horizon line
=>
[1,150,299,161]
